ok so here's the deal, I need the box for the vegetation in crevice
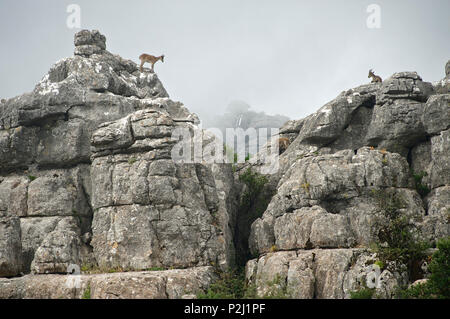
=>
[350,287,376,299]
[411,170,431,198]
[196,268,256,299]
[82,284,91,299]
[396,237,450,299]
[371,189,430,278]
[196,267,293,299]
[234,167,273,267]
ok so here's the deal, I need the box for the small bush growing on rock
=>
[372,189,430,274]
[235,168,272,266]
[396,237,450,299]
[350,287,376,299]
[239,168,269,210]
[412,171,431,197]
[82,284,91,299]
[197,268,249,299]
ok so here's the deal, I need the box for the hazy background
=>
[0,0,449,122]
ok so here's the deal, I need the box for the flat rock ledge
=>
[0,266,215,299]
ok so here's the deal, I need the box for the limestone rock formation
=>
[245,60,449,298]
[0,29,232,298]
[0,29,448,299]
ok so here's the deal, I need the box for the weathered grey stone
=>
[422,94,450,135]
[279,118,305,135]
[31,218,83,274]
[376,72,434,105]
[36,119,90,165]
[366,99,426,155]
[0,213,22,277]
[298,84,377,146]
[74,30,106,49]
[0,126,39,171]
[0,175,29,217]
[421,186,450,241]
[246,249,408,299]
[429,129,450,188]
[91,116,134,152]
[249,147,422,255]
[19,215,91,274]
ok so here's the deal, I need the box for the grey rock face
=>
[249,147,422,255]
[90,110,236,270]
[31,218,83,274]
[366,99,426,154]
[298,84,377,147]
[0,213,22,277]
[421,186,450,241]
[422,94,450,135]
[245,249,408,299]
[376,72,434,105]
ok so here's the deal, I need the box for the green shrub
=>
[350,287,376,299]
[396,237,450,299]
[197,268,248,299]
[412,171,431,197]
[428,237,450,297]
[239,168,269,210]
[82,284,91,299]
[28,175,37,181]
[371,189,430,271]
[235,168,272,266]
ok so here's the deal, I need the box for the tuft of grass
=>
[269,245,278,253]
[28,175,37,182]
[350,287,376,299]
[197,268,249,299]
[412,171,431,197]
[82,284,91,299]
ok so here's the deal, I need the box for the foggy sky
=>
[0,0,449,121]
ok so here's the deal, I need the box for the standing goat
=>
[139,53,165,73]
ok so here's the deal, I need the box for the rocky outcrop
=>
[0,29,233,297]
[245,61,449,298]
[89,110,236,270]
